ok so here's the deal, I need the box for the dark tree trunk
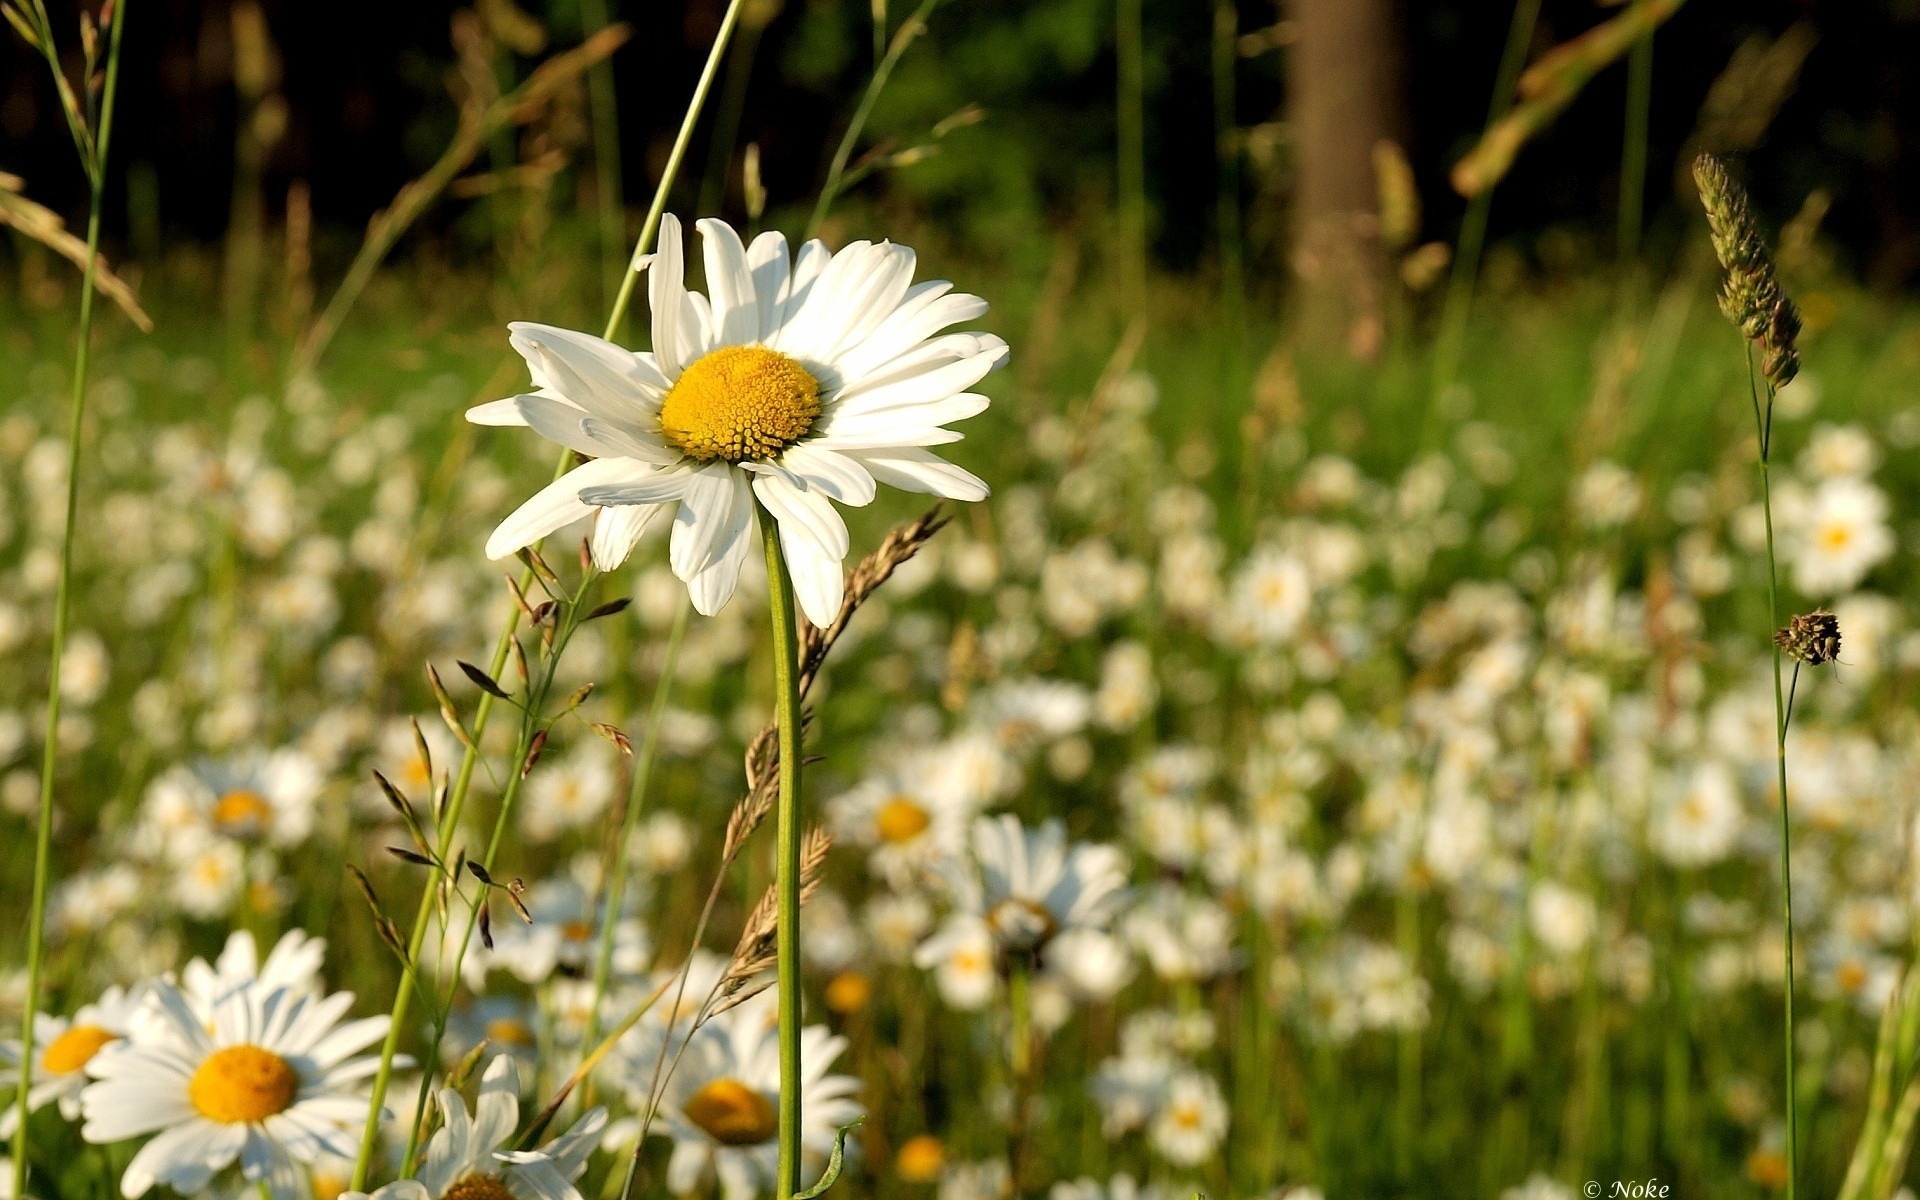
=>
[1287,0,1402,358]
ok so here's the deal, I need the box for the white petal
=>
[824,348,1001,422]
[515,395,633,459]
[648,214,691,379]
[668,462,748,579]
[746,231,792,342]
[685,488,758,616]
[589,505,663,570]
[466,397,530,427]
[508,324,664,420]
[777,444,876,505]
[831,283,986,381]
[847,446,988,501]
[698,218,759,347]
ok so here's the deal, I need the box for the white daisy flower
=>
[79,979,389,1200]
[0,985,145,1135]
[1792,475,1893,596]
[826,761,975,890]
[469,214,1006,627]
[138,750,324,856]
[642,994,862,1200]
[346,1057,604,1200]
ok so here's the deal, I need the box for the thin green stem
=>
[347,4,744,1184]
[805,0,942,241]
[1747,350,1797,1200]
[606,0,750,341]
[398,572,597,1176]
[762,516,805,1200]
[581,597,692,1103]
[14,5,128,1196]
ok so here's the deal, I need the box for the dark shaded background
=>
[2,0,1917,285]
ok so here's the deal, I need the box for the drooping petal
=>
[753,472,848,628]
[667,462,749,580]
[508,323,665,421]
[466,396,530,426]
[589,504,663,570]
[685,502,759,617]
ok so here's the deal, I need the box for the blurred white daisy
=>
[470,214,1006,627]
[644,994,862,1200]
[0,985,144,1135]
[137,749,324,857]
[346,1056,604,1200]
[79,979,389,1200]
[1792,476,1892,596]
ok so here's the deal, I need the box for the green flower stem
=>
[762,516,805,1200]
[15,3,129,1195]
[1749,354,1798,1200]
[346,0,749,1183]
[581,596,693,1106]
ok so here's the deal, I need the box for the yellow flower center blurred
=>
[659,346,820,463]
[684,1077,777,1146]
[824,971,871,1014]
[41,1024,117,1074]
[188,1044,299,1123]
[1819,524,1852,551]
[212,789,273,834]
[484,1017,536,1046]
[875,797,932,844]
[894,1134,945,1183]
[444,1174,516,1200]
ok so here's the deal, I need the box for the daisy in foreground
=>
[346,1056,604,1200]
[470,213,1006,626]
[79,980,388,1200]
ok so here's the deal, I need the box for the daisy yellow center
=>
[485,1017,537,1046]
[684,1077,777,1146]
[188,1044,299,1123]
[985,897,1058,948]
[41,1024,117,1074]
[659,346,821,463]
[1819,524,1853,551]
[875,797,932,844]
[444,1175,516,1200]
[895,1134,946,1183]
[212,789,273,833]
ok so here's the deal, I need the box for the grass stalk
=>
[1210,0,1242,327]
[580,597,693,1103]
[804,0,943,241]
[12,2,128,1195]
[1747,350,1798,1200]
[762,516,806,1199]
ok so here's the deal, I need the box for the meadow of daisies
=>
[7,7,1920,1200]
